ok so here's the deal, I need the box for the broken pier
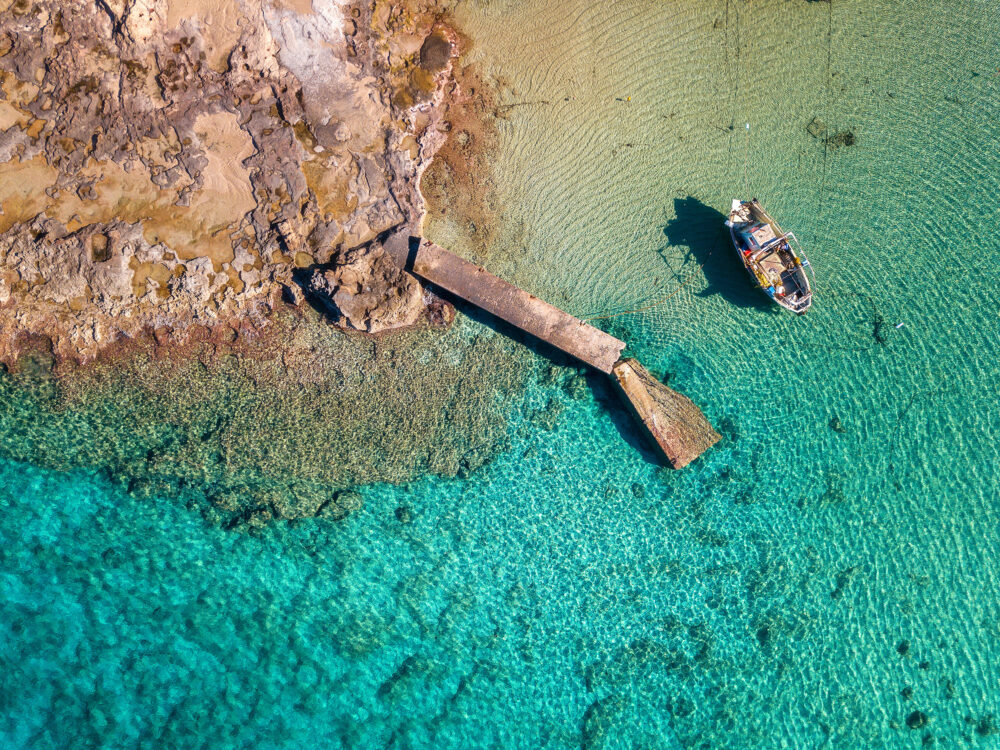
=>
[385,235,720,468]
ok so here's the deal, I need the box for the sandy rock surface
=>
[0,0,458,365]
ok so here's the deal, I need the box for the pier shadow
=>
[664,196,774,312]
[460,298,663,465]
[586,369,665,467]
[406,262,664,466]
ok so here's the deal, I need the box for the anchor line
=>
[580,225,725,321]
[818,0,833,215]
[743,122,751,199]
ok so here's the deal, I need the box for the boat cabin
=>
[727,198,813,314]
[739,223,779,251]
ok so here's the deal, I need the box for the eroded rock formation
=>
[0,0,460,365]
[307,240,424,333]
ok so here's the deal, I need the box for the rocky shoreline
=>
[0,0,547,529]
[0,0,471,369]
[0,1,716,528]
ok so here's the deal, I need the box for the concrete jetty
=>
[611,358,720,468]
[396,237,625,372]
[385,235,719,468]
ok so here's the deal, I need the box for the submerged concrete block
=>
[612,358,720,469]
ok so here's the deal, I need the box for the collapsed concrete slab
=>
[611,358,721,469]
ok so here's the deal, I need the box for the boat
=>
[725,199,813,314]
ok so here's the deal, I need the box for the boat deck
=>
[758,249,785,282]
[753,246,809,305]
[730,199,813,313]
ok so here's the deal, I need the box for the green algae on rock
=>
[0,305,532,529]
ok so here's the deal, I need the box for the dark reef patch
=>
[0,305,533,530]
[420,30,453,72]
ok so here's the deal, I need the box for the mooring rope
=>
[579,269,702,321]
[580,227,723,321]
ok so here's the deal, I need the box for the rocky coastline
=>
[0,0,716,529]
[0,0,470,370]
[0,0,547,529]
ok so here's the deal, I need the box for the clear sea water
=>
[3,0,1000,747]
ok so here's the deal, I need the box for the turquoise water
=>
[3,0,1000,746]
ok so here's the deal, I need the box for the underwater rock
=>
[318,490,364,521]
[826,130,857,149]
[543,365,565,385]
[580,695,627,750]
[897,640,910,655]
[756,625,771,648]
[907,710,930,729]
[377,655,419,701]
[976,714,998,737]
[806,118,855,149]
[667,696,694,719]
[716,415,741,443]
[529,398,565,431]
[395,505,413,524]
[942,678,956,700]
[3,308,533,528]
[829,415,847,433]
[830,564,859,600]
[307,243,425,333]
[565,373,589,400]
[694,526,730,548]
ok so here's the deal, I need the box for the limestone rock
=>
[0,0,457,365]
[308,243,424,333]
[906,711,929,730]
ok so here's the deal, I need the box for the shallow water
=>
[3,0,1000,746]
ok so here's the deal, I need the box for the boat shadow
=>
[664,196,775,312]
